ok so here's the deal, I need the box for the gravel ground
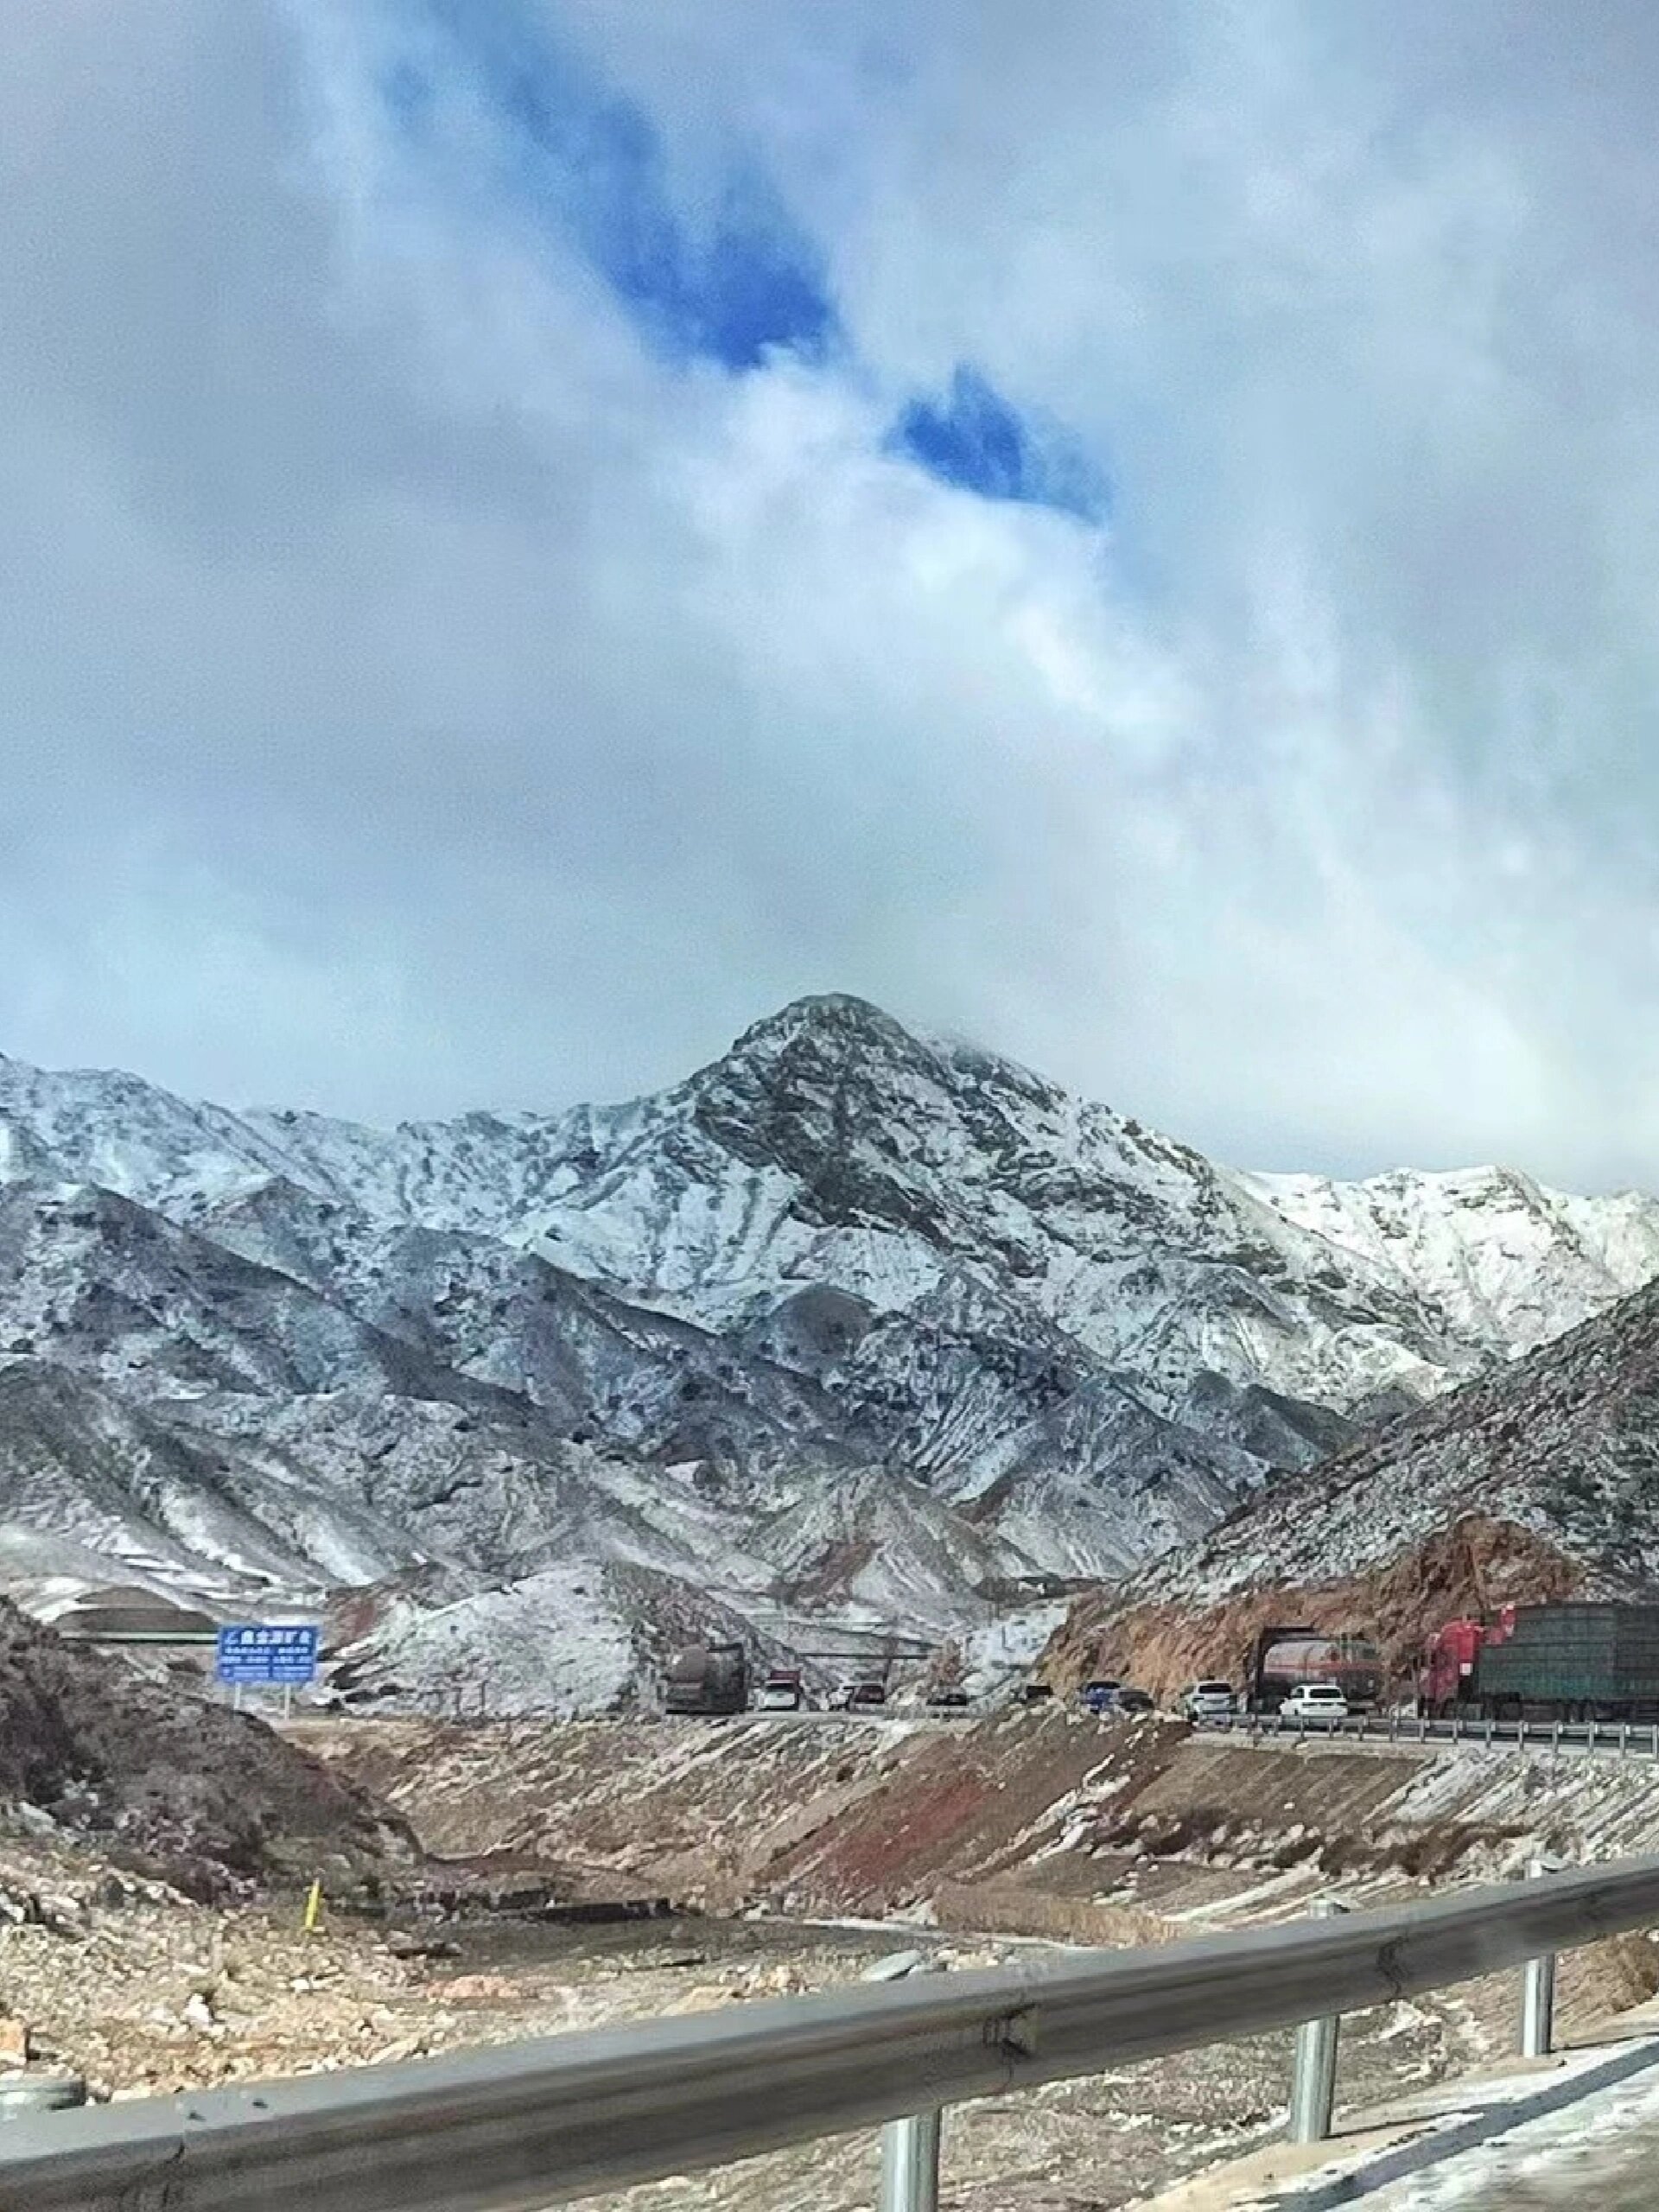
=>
[0,1810,1486,2212]
[12,1708,1659,2210]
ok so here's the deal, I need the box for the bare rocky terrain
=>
[0,1597,409,1897]
[285,1707,1659,2210]
[7,1690,1659,2209]
[0,1813,1433,2211]
[291,1707,1659,1929]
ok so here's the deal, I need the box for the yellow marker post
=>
[303,1878,322,1933]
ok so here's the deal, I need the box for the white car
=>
[1280,1682,1350,1724]
[1183,1679,1235,1722]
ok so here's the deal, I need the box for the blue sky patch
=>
[382,3,839,373]
[888,366,1109,524]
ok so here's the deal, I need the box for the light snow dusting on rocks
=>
[1,996,1656,1712]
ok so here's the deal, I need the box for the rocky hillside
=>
[0,1598,409,1893]
[1,995,1656,1707]
[1052,1275,1659,1698]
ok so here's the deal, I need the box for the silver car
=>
[1182,1679,1236,1722]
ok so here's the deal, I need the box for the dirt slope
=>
[0,1599,410,1893]
[296,1706,1659,1936]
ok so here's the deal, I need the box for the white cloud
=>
[2,0,1659,1190]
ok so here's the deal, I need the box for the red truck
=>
[1417,1604,1659,1721]
[1417,1611,1517,1717]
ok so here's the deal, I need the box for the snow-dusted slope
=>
[1,995,1657,1707]
[1135,1270,1659,1610]
[0,1180,490,1407]
[1246,1165,1659,1363]
[1046,1270,1659,1715]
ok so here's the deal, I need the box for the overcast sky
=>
[5,2,1659,1185]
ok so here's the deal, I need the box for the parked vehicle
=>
[1115,1687,1155,1714]
[1250,1626,1382,1713]
[1012,1681,1053,1707]
[1080,1678,1121,1715]
[925,1686,970,1709]
[756,1669,805,1713]
[664,1640,748,1716]
[1183,1679,1236,1722]
[1280,1681,1350,1724]
[1418,1604,1659,1722]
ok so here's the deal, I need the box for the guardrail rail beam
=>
[6,1859,1659,2212]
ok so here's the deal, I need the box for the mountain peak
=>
[709,995,1061,1111]
[3,1001,1659,1717]
[719,993,918,1066]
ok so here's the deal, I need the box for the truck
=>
[1249,1625,1384,1713]
[1419,1604,1659,1721]
[663,1640,748,1716]
[1417,1611,1515,1715]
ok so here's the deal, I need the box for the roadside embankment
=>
[291,1707,1659,1943]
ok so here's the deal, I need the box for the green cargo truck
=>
[1469,1604,1659,1720]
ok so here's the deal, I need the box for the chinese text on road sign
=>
[215,1624,320,1687]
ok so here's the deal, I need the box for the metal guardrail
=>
[1200,1708,1659,1756]
[4,1857,1659,2212]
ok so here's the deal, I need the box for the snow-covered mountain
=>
[2,995,1656,1708]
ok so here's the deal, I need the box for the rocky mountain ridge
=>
[2,995,1656,1708]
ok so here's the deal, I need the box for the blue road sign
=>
[215,1623,320,1687]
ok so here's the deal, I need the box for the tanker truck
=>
[663,1640,749,1716]
[1249,1624,1383,1713]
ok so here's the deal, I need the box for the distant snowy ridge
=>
[1,997,1656,1710]
[10,1001,1653,1403]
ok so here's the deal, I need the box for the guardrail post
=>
[868,1952,942,2212]
[1520,1859,1558,2059]
[1287,1897,1348,2144]
[1389,1709,1398,1741]
[881,2110,942,2212]
[1621,1723,1630,1758]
